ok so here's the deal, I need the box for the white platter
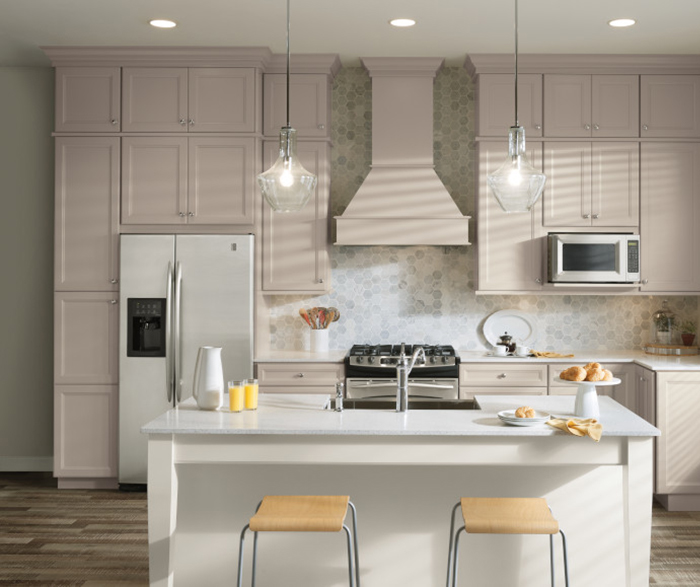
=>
[553,377,621,386]
[483,310,537,347]
[497,410,551,426]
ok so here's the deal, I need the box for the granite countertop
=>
[141,393,659,437]
[255,349,700,371]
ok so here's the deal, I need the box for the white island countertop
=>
[142,393,659,437]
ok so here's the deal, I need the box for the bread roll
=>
[586,367,605,382]
[602,369,613,381]
[584,362,602,371]
[515,406,536,418]
[560,366,586,381]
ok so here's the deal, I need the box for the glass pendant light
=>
[487,0,546,213]
[258,0,317,212]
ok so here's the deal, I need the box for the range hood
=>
[335,57,470,246]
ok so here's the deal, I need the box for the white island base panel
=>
[144,395,656,587]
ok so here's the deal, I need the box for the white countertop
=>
[142,393,659,437]
[255,349,700,370]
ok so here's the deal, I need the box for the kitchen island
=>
[142,394,659,587]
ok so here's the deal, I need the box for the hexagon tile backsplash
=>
[266,66,698,353]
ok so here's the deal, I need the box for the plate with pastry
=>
[498,406,551,426]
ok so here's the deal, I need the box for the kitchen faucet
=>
[396,344,425,412]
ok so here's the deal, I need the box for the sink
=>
[330,399,477,411]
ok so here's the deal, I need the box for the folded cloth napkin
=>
[547,418,602,442]
[531,350,575,358]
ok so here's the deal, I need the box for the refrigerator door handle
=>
[165,262,174,403]
[174,261,183,403]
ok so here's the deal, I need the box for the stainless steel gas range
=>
[344,343,461,408]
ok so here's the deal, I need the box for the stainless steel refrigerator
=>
[118,234,254,485]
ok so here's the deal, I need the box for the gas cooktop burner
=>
[348,343,457,357]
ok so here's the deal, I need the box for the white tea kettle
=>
[192,346,224,410]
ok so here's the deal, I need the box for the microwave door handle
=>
[174,261,183,403]
[165,262,174,404]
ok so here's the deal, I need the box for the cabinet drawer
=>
[460,364,547,387]
[255,362,344,387]
[462,387,546,400]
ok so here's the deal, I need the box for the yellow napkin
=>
[547,418,602,442]
[531,350,575,359]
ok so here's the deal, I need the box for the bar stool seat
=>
[447,497,569,587]
[237,495,360,587]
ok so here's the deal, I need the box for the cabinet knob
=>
[641,278,649,285]
[592,214,599,219]
[179,212,185,217]
[640,376,646,382]
[188,212,194,217]
[582,214,590,219]
[534,124,542,130]
[179,119,187,126]
[584,124,591,131]
[296,372,305,378]
[593,124,600,131]
[643,124,649,131]
[111,119,119,126]
[110,299,118,304]
[189,119,195,126]
[318,278,324,284]
[110,278,119,284]
[535,277,542,284]
[317,124,325,130]
[498,373,507,379]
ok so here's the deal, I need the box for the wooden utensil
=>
[328,307,340,322]
[299,308,313,328]
[318,308,326,329]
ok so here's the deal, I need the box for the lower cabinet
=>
[53,385,118,480]
[655,371,700,509]
[459,364,548,400]
[255,362,344,394]
[634,365,656,424]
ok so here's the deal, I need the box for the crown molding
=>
[361,57,445,78]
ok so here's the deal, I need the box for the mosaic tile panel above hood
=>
[267,66,698,352]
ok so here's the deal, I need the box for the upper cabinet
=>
[263,74,330,138]
[477,74,543,138]
[542,141,639,227]
[544,75,639,138]
[640,75,700,138]
[55,67,121,132]
[122,67,258,133]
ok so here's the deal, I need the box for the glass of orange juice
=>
[228,380,244,412]
[244,378,259,410]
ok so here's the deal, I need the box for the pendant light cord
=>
[286,0,291,128]
[514,0,519,128]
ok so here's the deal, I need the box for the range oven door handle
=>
[351,382,398,389]
[406,382,455,390]
[350,381,455,390]
[354,394,444,401]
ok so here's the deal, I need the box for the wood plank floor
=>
[1,473,699,585]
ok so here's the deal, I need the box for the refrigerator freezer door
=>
[175,235,254,402]
[119,235,175,485]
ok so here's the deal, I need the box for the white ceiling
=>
[2,0,700,67]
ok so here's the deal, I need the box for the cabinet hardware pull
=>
[593,124,600,131]
[641,278,649,285]
[498,373,507,379]
[582,214,590,219]
[318,124,325,130]
[189,119,195,125]
[643,124,649,131]
[179,119,186,125]
[584,124,591,130]
[592,214,599,219]
[110,299,118,304]
[179,212,185,217]
[535,277,542,284]
[188,212,194,217]
[296,373,305,377]
[110,279,118,284]
[534,124,542,130]
[111,119,119,125]
[318,278,324,284]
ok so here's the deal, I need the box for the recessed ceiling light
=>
[389,18,416,28]
[608,18,636,28]
[149,19,177,29]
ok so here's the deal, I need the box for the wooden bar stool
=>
[237,495,360,587]
[446,497,570,587]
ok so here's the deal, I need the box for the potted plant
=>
[680,320,696,346]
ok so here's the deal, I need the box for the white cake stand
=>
[553,376,621,419]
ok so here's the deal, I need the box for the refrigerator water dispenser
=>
[127,298,166,357]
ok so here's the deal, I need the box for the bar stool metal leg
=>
[342,524,356,587]
[445,502,461,587]
[559,529,570,587]
[451,527,466,587]
[237,524,250,587]
[348,501,361,587]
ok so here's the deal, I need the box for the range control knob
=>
[368,356,375,364]
[442,356,449,363]
[357,356,364,363]
[430,356,437,364]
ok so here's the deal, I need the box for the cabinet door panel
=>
[544,75,592,137]
[641,75,700,138]
[591,142,639,226]
[543,142,591,226]
[264,74,329,137]
[656,372,700,493]
[477,74,543,137]
[477,141,544,291]
[55,137,119,291]
[121,137,188,225]
[55,67,120,132]
[54,292,119,384]
[54,385,117,478]
[122,68,188,132]
[189,68,256,132]
[262,141,329,292]
[641,143,700,291]
[592,75,639,138]
[188,137,256,225]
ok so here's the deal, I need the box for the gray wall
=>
[0,67,54,470]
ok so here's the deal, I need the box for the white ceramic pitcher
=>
[192,346,224,410]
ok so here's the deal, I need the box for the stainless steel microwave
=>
[548,233,641,284]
